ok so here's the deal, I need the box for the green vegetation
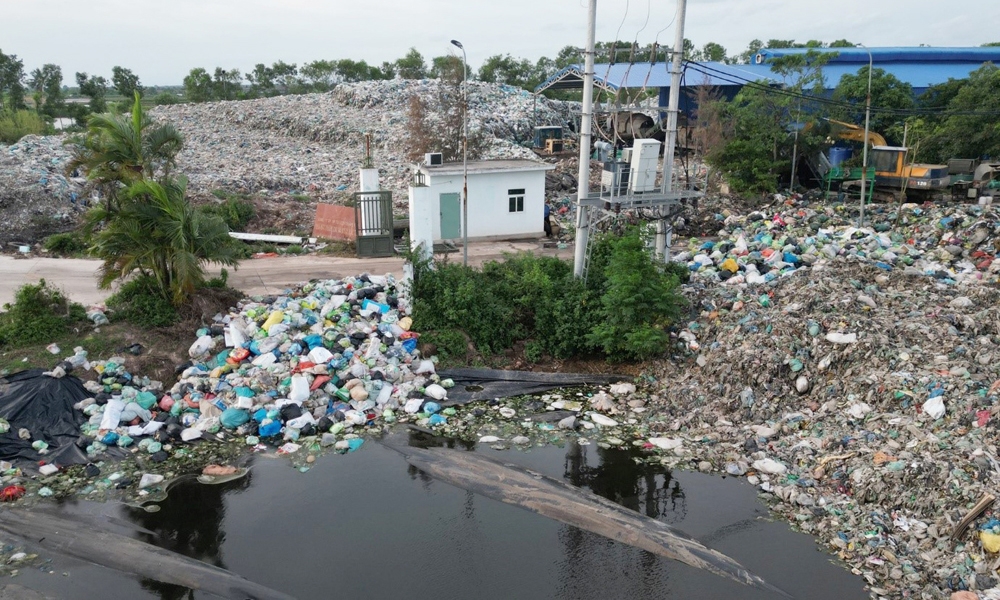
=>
[200,193,256,231]
[283,244,304,255]
[42,231,87,256]
[90,177,241,305]
[410,228,686,363]
[0,280,86,348]
[105,275,179,328]
[0,108,47,143]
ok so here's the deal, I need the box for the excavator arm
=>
[826,118,888,147]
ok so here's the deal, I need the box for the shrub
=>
[0,109,49,144]
[0,280,85,347]
[586,230,686,360]
[199,196,256,231]
[105,275,179,328]
[152,92,181,105]
[410,228,685,363]
[284,244,304,255]
[43,232,87,256]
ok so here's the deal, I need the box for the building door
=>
[440,193,461,239]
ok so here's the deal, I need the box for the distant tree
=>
[75,72,108,114]
[831,66,914,143]
[183,68,214,102]
[736,39,764,64]
[29,64,64,117]
[0,49,27,111]
[982,42,1000,47]
[395,48,427,79]
[151,91,181,105]
[478,54,535,88]
[554,45,581,69]
[245,63,275,97]
[829,39,856,48]
[270,61,299,94]
[682,38,697,60]
[930,64,1000,161]
[429,55,467,82]
[212,67,242,100]
[335,59,382,83]
[300,60,337,90]
[379,61,396,80]
[696,42,727,63]
[111,66,143,99]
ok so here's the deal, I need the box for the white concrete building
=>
[408,159,554,255]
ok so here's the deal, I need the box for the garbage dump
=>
[0,81,577,243]
[0,135,86,245]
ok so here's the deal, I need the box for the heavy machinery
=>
[948,159,1000,200]
[823,119,951,201]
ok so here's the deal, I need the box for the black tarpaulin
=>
[0,369,90,467]
[437,368,625,406]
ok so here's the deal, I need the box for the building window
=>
[508,188,525,213]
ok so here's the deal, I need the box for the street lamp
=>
[450,39,469,266]
[859,44,873,227]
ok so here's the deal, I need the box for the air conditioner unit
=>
[425,152,443,166]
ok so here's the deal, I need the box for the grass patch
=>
[290,194,312,203]
[199,195,256,231]
[318,239,357,256]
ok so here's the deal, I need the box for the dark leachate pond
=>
[11,432,868,600]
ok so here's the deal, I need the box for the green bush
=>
[0,280,86,347]
[105,275,179,328]
[152,92,181,105]
[199,196,256,231]
[410,227,685,362]
[0,109,49,144]
[43,231,87,256]
[284,244,304,255]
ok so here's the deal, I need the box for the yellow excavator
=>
[825,119,951,200]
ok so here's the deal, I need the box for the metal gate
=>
[354,191,394,257]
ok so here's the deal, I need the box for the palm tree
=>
[66,92,183,214]
[91,177,241,305]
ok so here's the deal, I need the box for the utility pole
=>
[654,0,687,261]
[572,0,597,278]
[859,44,873,227]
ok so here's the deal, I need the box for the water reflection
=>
[121,466,253,600]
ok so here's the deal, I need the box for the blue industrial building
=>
[534,46,1000,114]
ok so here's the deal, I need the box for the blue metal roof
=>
[755,46,1000,65]
[532,47,999,95]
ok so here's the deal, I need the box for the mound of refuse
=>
[149,80,574,206]
[647,201,1000,598]
[0,81,575,243]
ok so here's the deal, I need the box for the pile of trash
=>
[150,80,575,207]
[0,135,87,245]
[674,201,1000,287]
[642,240,1000,598]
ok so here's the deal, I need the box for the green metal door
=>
[440,193,461,239]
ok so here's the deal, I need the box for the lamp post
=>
[450,39,469,266]
[859,44,873,228]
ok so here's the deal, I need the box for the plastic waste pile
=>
[645,247,1000,599]
[148,80,574,208]
[674,202,1000,288]
[74,274,464,464]
[0,135,87,244]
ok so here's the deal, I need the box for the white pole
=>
[655,0,686,261]
[572,0,597,278]
[859,45,872,227]
[451,40,469,266]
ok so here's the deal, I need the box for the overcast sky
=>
[6,0,999,86]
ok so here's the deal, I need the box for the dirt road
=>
[0,241,572,306]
